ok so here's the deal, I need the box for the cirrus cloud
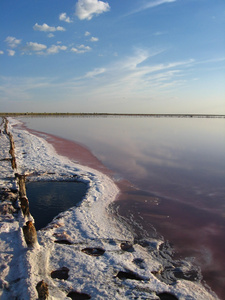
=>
[85,68,105,77]
[33,23,65,32]
[75,0,110,20]
[126,0,176,16]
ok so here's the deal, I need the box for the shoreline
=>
[0,117,219,299]
[16,120,156,230]
[18,125,114,176]
[19,122,167,240]
[15,117,223,298]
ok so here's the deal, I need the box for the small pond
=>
[26,181,87,230]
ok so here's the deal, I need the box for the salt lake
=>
[20,115,225,298]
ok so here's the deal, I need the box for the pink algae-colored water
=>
[19,116,225,299]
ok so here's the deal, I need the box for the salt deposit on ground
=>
[0,117,219,299]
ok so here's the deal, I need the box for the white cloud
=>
[72,49,195,103]
[33,23,65,32]
[71,45,91,54]
[75,0,110,20]
[22,42,47,52]
[0,50,4,55]
[127,0,176,16]
[154,31,167,36]
[48,33,55,38]
[47,45,67,54]
[0,76,55,105]
[5,36,22,48]
[144,0,176,9]
[90,36,99,42]
[85,68,106,77]
[85,31,91,36]
[7,50,15,56]
[21,42,67,55]
[59,13,72,23]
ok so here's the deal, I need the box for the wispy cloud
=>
[153,31,167,36]
[0,49,204,113]
[69,48,194,101]
[194,57,225,65]
[85,68,106,77]
[0,76,53,103]
[75,0,110,20]
[127,0,176,16]
[0,51,4,55]
[142,0,176,10]
[33,23,65,32]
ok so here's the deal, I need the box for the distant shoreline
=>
[0,112,224,118]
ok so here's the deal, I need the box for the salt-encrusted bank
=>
[0,117,218,299]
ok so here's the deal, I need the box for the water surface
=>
[26,181,87,230]
[21,116,225,298]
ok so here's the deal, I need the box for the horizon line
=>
[1,112,225,118]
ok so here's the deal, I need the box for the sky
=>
[0,0,224,114]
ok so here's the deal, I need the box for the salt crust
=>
[0,117,218,299]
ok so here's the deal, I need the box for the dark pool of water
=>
[26,181,87,230]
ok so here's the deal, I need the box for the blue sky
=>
[0,0,224,114]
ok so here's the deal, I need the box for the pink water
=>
[20,116,225,298]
